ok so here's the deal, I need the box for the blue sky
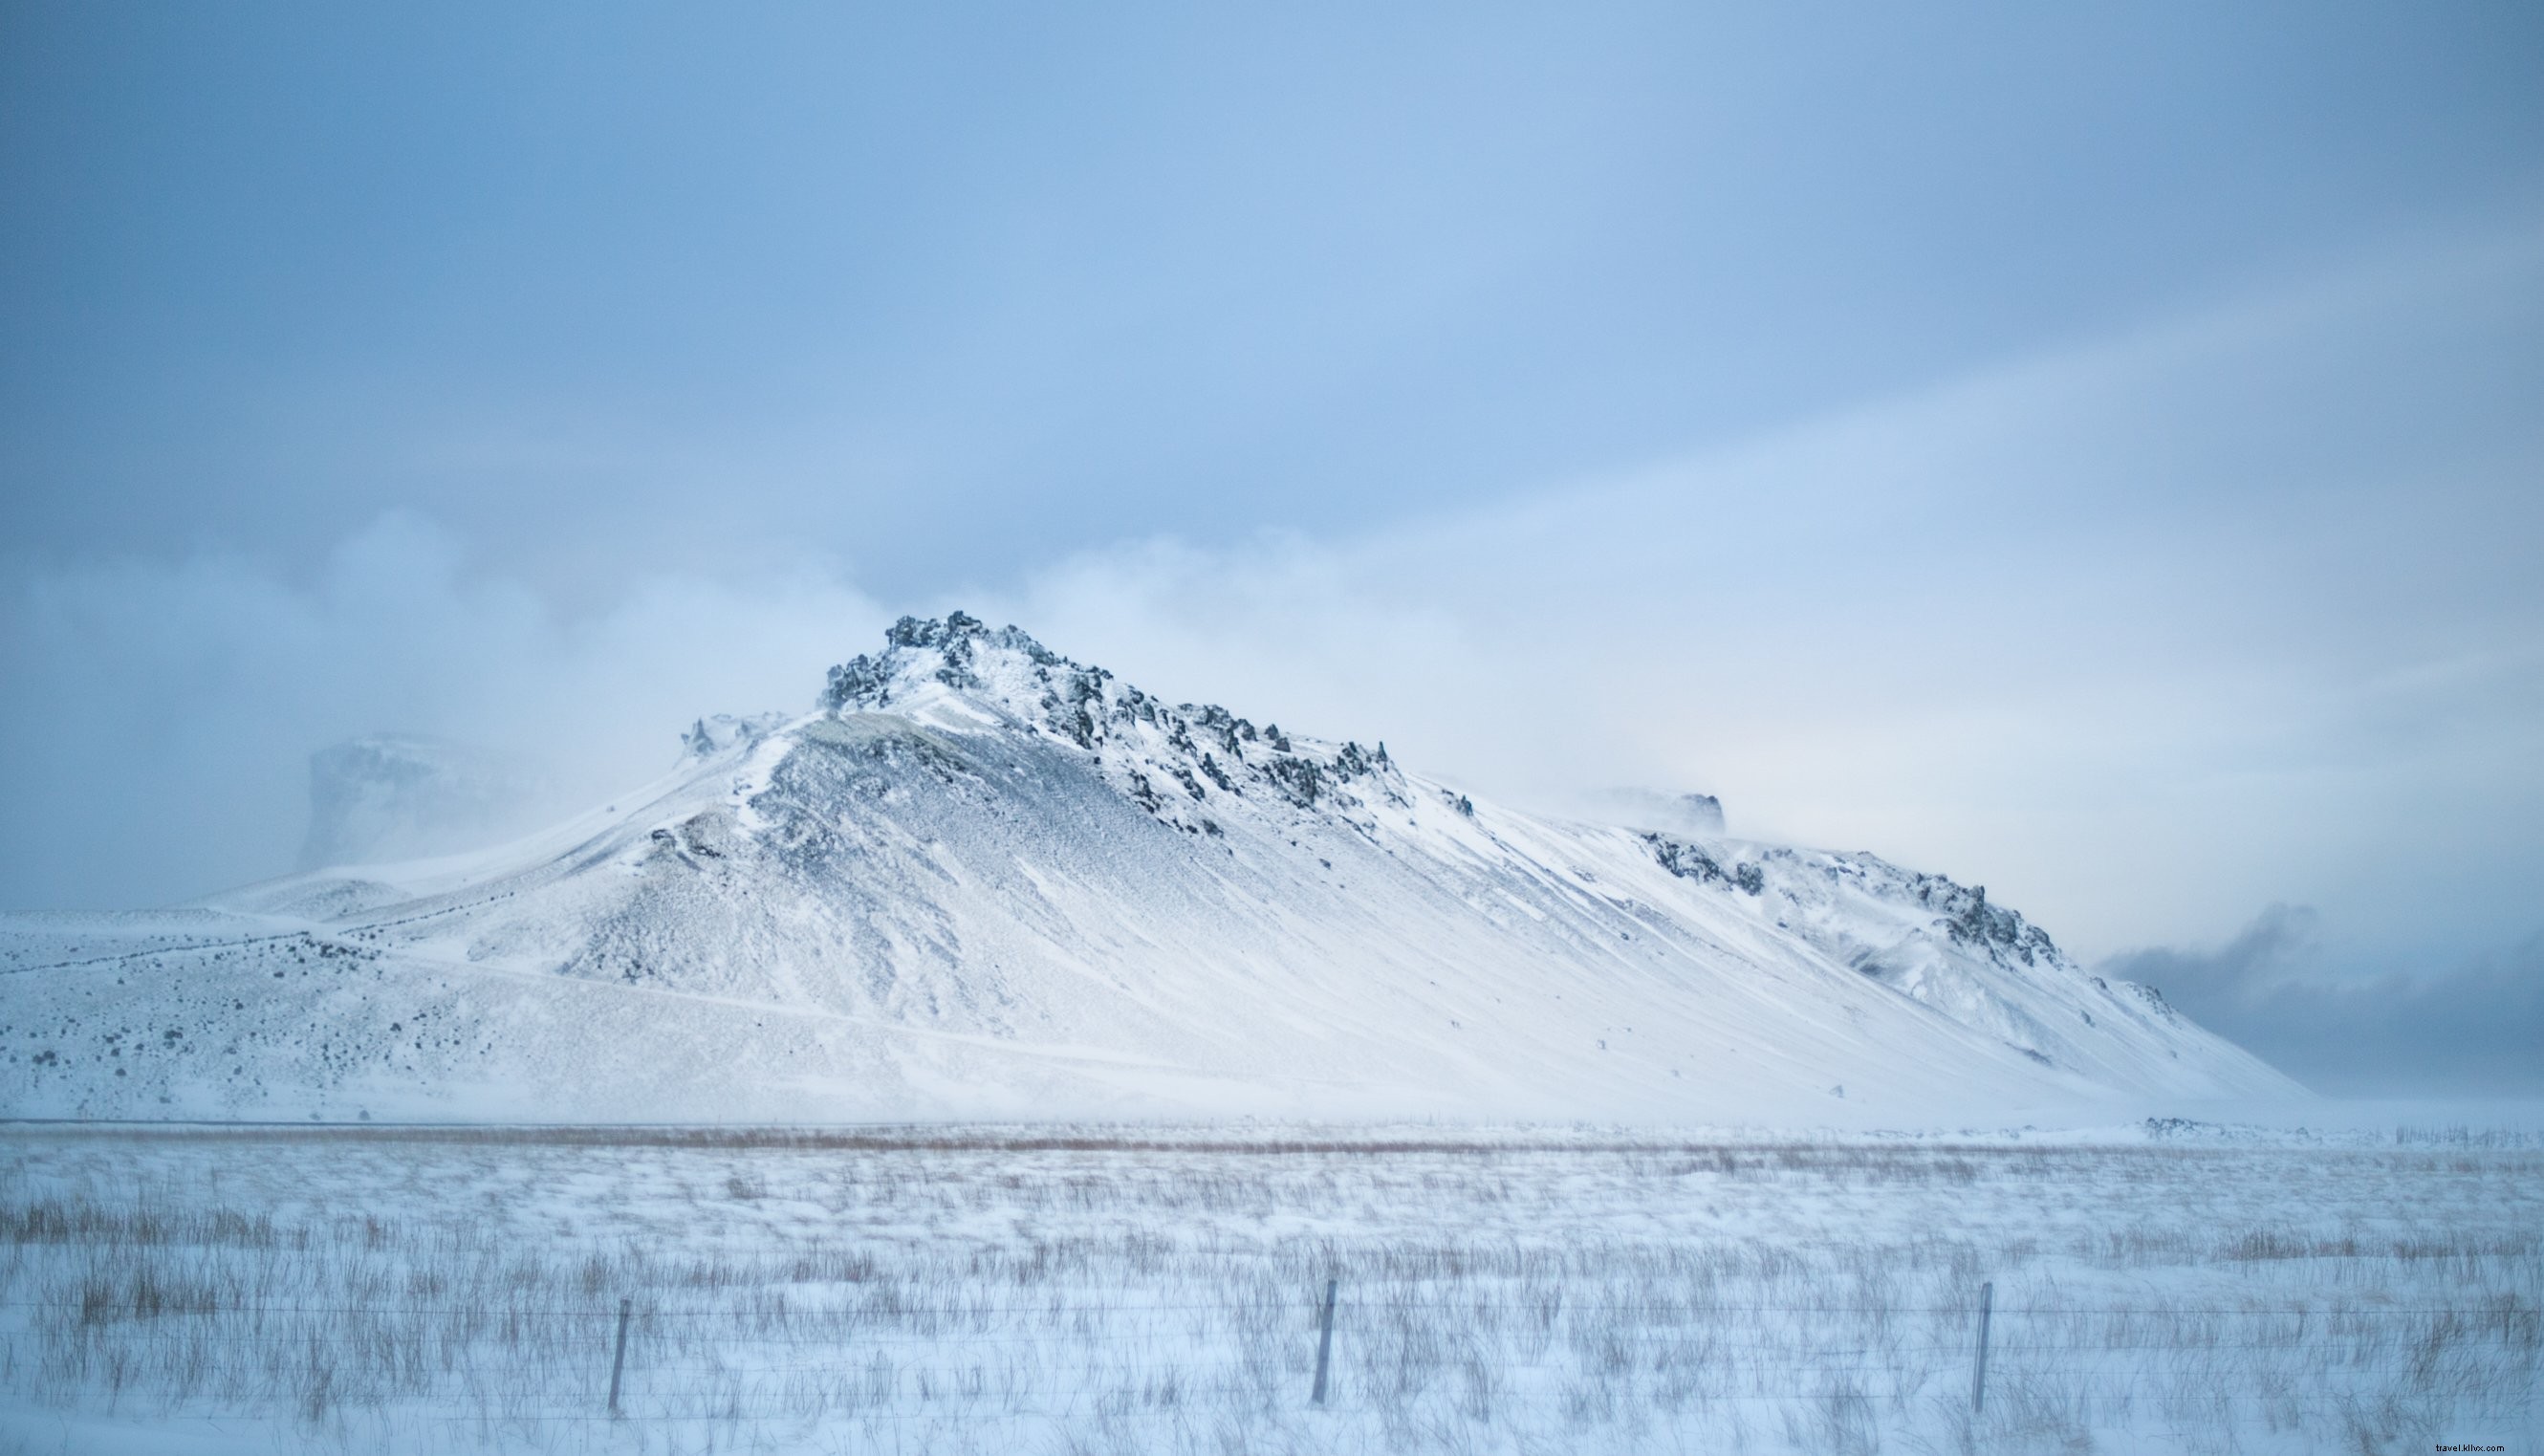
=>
[3,2,2540,1094]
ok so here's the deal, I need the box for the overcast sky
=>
[4,2,2539,1097]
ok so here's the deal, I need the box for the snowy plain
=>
[0,1120,2534,1455]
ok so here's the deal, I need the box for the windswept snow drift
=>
[0,615,2297,1122]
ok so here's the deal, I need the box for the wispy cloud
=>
[987,225,2544,959]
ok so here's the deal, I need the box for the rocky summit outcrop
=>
[0,615,2300,1124]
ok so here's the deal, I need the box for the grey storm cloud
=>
[2104,908,2544,1098]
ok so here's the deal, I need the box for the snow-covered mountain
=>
[0,614,2297,1123]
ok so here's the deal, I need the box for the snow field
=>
[0,1125,2533,1454]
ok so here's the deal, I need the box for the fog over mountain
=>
[298,734,554,871]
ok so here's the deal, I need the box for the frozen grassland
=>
[0,1124,2533,1455]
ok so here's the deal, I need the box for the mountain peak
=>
[820,611,1064,712]
[816,612,1402,832]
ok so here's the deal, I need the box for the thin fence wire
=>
[5,1297,2514,1316]
[10,1294,2531,1389]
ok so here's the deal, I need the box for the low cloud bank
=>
[0,513,885,908]
[2103,908,2544,1097]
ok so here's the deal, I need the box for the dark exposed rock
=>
[1906,874,2060,967]
[934,633,981,690]
[1642,833,1767,897]
[1645,833,1726,884]
[682,713,783,758]
[1265,756,1322,807]
[822,656,893,709]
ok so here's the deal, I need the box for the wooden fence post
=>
[1969,1281,1992,1415]
[608,1295,633,1416]
[1310,1278,1338,1406]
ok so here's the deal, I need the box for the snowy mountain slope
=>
[0,614,2298,1122]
